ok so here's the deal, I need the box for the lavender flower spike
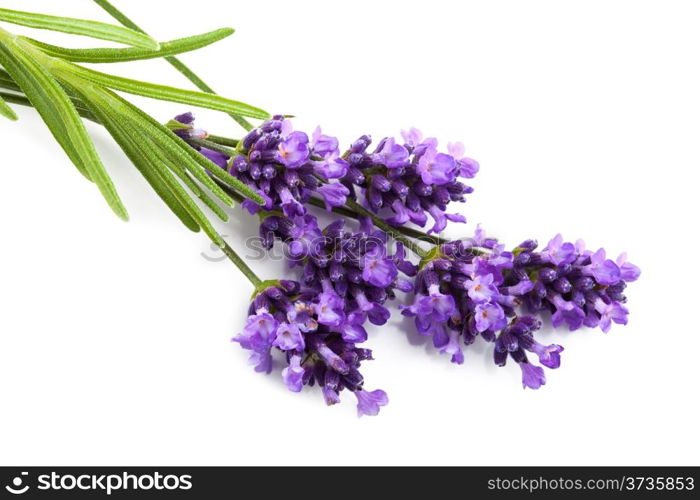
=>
[404,226,639,389]
[233,280,390,415]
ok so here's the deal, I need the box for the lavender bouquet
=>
[0,1,639,417]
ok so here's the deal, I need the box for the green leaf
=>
[0,68,22,92]
[87,86,239,208]
[131,129,225,245]
[82,94,201,233]
[0,70,100,122]
[54,60,270,119]
[0,38,128,220]
[79,84,230,239]
[0,88,99,123]
[165,160,230,222]
[0,7,158,49]
[23,28,233,63]
[0,92,17,119]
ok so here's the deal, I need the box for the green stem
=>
[92,0,254,131]
[344,198,428,258]
[393,224,450,246]
[219,240,262,286]
[207,133,238,147]
[187,137,237,156]
[306,196,448,245]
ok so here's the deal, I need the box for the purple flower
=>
[401,127,424,149]
[440,329,464,364]
[531,342,564,369]
[361,246,398,287]
[617,252,641,282]
[519,362,546,390]
[427,206,466,234]
[466,273,498,303]
[595,299,629,333]
[400,127,437,156]
[277,186,305,218]
[232,313,278,374]
[272,322,305,351]
[447,141,480,178]
[339,312,369,342]
[286,215,323,259]
[585,248,621,285]
[311,126,339,156]
[402,280,458,339]
[417,148,456,185]
[541,234,576,266]
[314,292,345,326]
[372,137,409,168]
[314,155,348,180]
[550,294,585,331]
[474,303,506,332]
[199,147,229,169]
[355,389,389,417]
[421,285,457,321]
[172,112,207,139]
[174,112,195,125]
[317,183,349,210]
[277,131,310,168]
[311,127,348,179]
[282,354,305,392]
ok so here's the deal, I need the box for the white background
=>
[0,0,698,466]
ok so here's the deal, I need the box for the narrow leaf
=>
[0,68,22,92]
[134,131,225,245]
[80,85,229,239]
[0,89,99,123]
[0,93,17,120]
[83,96,201,233]
[167,162,230,222]
[0,69,90,115]
[0,39,128,220]
[0,7,158,49]
[57,61,270,119]
[23,28,233,63]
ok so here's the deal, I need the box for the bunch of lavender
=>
[402,227,639,389]
[5,1,643,416]
[338,128,479,233]
[233,280,388,416]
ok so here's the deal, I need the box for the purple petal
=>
[355,389,389,417]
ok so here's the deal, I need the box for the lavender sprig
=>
[234,280,389,416]
[339,128,478,233]
[402,226,640,389]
